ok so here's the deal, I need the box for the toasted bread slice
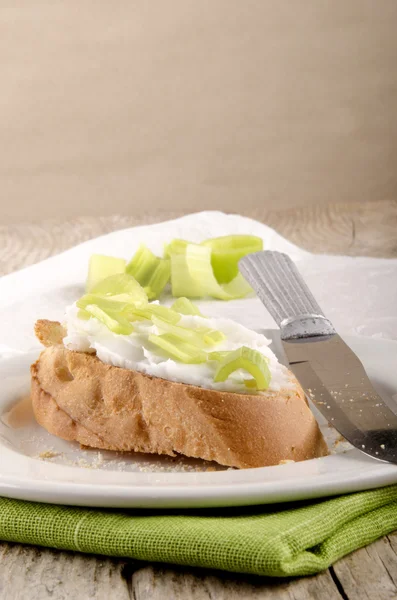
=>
[30,321,328,468]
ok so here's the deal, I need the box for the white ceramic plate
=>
[1,333,397,508]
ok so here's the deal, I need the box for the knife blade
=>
[239,250,397,464]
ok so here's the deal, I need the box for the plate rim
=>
[1,333,397,508]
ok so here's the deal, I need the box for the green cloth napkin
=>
[1,485,397,577]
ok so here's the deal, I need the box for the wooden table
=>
[1,200,396,599]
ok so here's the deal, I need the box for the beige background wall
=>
[1,0,397,224]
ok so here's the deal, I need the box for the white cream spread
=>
[63,304,291,394]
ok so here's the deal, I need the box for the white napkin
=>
[1,211,396,357]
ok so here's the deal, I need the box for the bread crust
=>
[34,319,66,347]
[31,345,328,468]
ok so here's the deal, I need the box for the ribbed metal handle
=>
[239,251,336,340]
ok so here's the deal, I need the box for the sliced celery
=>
[107,293,141,305]
[170,250,204,298]
[77,294,129,314]
[213,346,271,390]
[126,245,170,299]
[77,308,91,321]
[148,333,207,364]
[85,304,134,335]
[151,316,207,347]
[202,235,263,283]
[244,378,258,389]
[164,239,189,259]
[91,274,148,306]
[171,244,251,300]
[86,255,126,292]
[126,245,158,285]
[152,316,224,348]
[171,297,203,316]
[208,350,230,362]
[202,329,225,345]
[128,304,181,324]
[220,273,253,299]
[145,259,170,300]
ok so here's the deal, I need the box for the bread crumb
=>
[279,459,295,465]
[38,450,61,459]
[333,434,346,448]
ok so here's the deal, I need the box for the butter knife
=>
[239,251,397,464]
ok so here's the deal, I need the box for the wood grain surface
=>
[0,200,396,599]
[1,200,396,277]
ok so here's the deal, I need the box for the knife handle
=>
[239,251,336,340]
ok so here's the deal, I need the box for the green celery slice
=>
[128,304,181,324]
[151,316,207,347]
[85,304,134,335]
[91,274,148,306]
[77,294,129,314]
[126,245,158,286]
[77,308,91,320]
[220,273,253,299]
[152,316,224,348]
[148,305,180,323]
[171,243,252,300]
[148,333,207,364]
[213,346,271,390]
[170,249,204,298]
[244,378,258,389]
[107,293,141,305]
[202,329,225,345]
[164,239,189,259]
[145,259,170,300]
[86,255,126,292]
[208,350,230,361]
[202,235,263,284]
[127,245,170,300]
[171,297,204,316]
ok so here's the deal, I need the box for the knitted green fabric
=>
[1,486,397,577]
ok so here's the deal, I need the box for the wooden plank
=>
[332,535,397,600]
[132,565,344,600]
[1,200,396,277]
[387,530,397,576]
[0,544,345,600]
[0,543,131,600]
[265,199,397,257]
